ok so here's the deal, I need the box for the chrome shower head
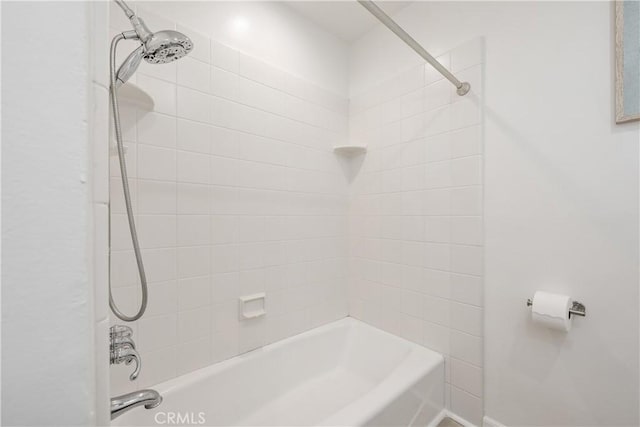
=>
[113,0,194,87]
[143,30,194,64]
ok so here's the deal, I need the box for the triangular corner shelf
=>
[118,82,154,111]
[333,145,367,156]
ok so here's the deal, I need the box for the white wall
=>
[348,40,485,424]
[1,1,101,425]
[350,1,639,425]
[135,1,349,96]
[108,3,350,394]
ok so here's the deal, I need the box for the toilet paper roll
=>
[531,291,572,332]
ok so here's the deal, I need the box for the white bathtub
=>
[113,317,444,427]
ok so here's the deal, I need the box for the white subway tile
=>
[423,189,451,216]
[425,133,452,163]
[138,314,177,352]
[451,357,483,397]
[450,386,483,426]
[211,66,239,100]
[422,320,450,354]
[424,242,450,271]
[423,106,452,137]
[145,280,178,317]
[178,306,212,343]
[424,161,452,189]
[210,156,239,187]
[211,95,236,128]
[178,246,210,279]
[451,98,481,129]
[450,329,483,366]
[451,155,482,186]
[177,215,210,246]
[423,268,450,299]
[210,126,239,158]
[451,216,483,245]
[424,79,451,112]
[138,60,176,84]
[143,248,177,283]
[210,186,238,215]
[177,57,210,92]
[178,151,210,184]
[450,38,484,72]
[451,273,483,307]
[211,41,238,73]
[137,144,176,181]
[210,244,239,273]
[138,215,176,249]
[239,54,284,89]
[177,86,211,123]
[451,126,481,158]
[451,244,483,276]
[451,302,483,336]
[136,75,176,116]
[399,313,423,344]
[401,290,423,318]
[178,336,211,375]
[451,186,482,216]
[177,183,210,214]
[137,112,176,148]
[138,346,177,389]
[177,119,210,154]
[423,295,450,326]
[211,272,240,304]
[424,216,451,243]
[137,180,176,214]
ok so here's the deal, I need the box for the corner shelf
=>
[333,145,367,156]
[118,82,154,111]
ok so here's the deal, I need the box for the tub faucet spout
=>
[110,389,162,420]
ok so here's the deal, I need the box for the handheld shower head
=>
[114,30,193,87]
[142,30,194,64]
[112,0,193,87]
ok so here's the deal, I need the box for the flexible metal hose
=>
[108,33,148,321]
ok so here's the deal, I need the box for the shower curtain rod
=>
[357,0,470,96]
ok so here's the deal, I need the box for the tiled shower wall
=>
[109,8,350,394]
[348,40,485,424]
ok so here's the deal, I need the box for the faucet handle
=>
[113,346,141,381]
[112,335,136,350]
[110,325,133,338]
[126,354,141,381]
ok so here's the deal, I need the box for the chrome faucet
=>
[110,325,141,380]
[109,325,163,419]
[112,345,141,380]
[110,389,163,420]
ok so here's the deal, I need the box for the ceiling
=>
[284,1,413,42]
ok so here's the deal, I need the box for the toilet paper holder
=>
[526,298,586,318]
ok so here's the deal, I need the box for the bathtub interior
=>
[114,318,439,426]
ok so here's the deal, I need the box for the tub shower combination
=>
[108,0,470,424]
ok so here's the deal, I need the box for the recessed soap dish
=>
[239,293,266,320]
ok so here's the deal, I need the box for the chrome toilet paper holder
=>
[526,298,586,318]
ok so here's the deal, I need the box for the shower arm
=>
[357,0,470,96]
[114,0,153,43]
[114,0,134,19]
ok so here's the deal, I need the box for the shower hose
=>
[108,33,148,322]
